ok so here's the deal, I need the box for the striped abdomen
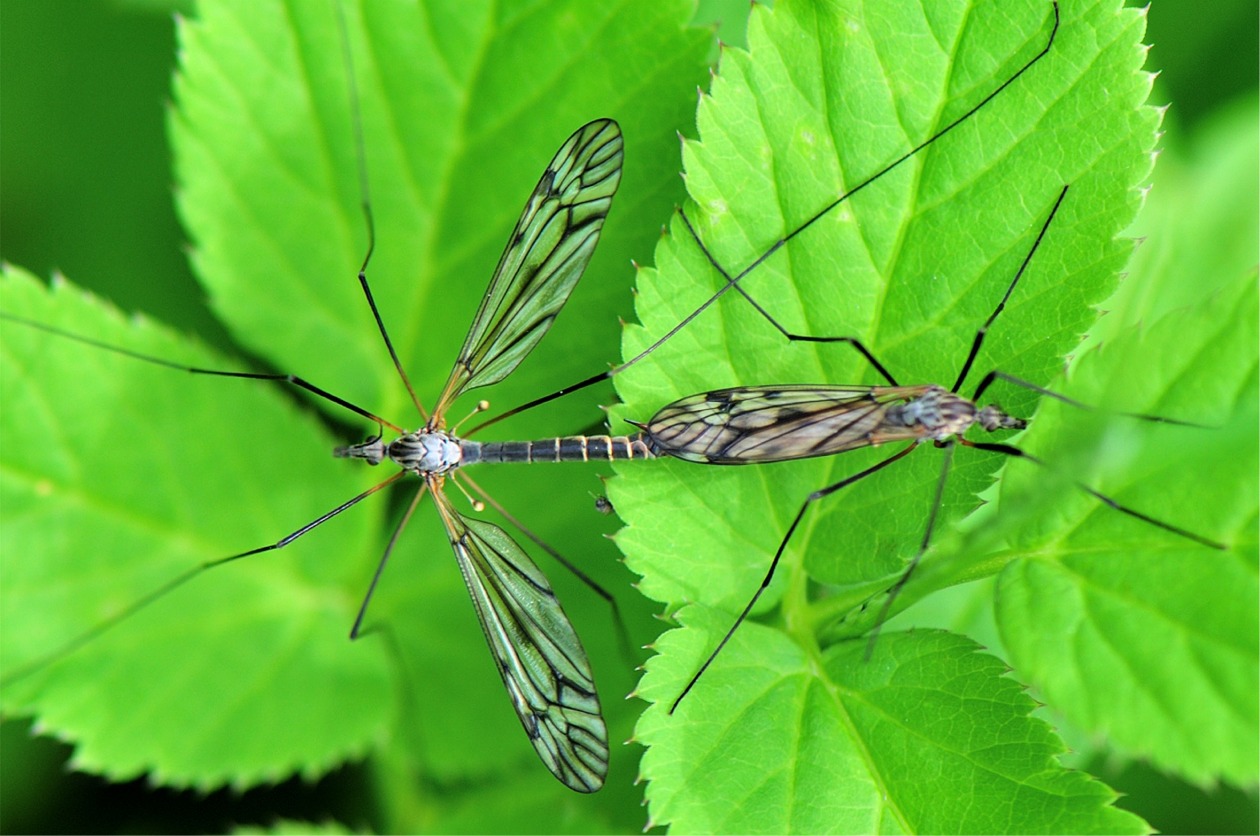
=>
[463,434,656,465]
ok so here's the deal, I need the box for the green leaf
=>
[984,112,1260,787]
[607,0,1237,829]
[636,624,1146,833]
[1,267,388,786]
[891,102,1259,789]
[2,0,712,822]
[173,0,709,433]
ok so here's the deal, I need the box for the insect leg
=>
[653,5,1065,393]
[669,442,918,713]
[971,370,1212,428]
[673,210,899,386]
[3,471,405,687]
[331,0,426,422]
[702,2,1061,289]
[0,311,403,433]
[862,442,957,659]
[460,473,637,666]
[349,481,427,640]
[960,439,1226,550]
[950,186,1070,393]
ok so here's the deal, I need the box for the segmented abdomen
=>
[465,434,656,464]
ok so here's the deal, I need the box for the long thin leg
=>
[676,210,901,387]
[864,442,956,659]
[663,188,1069,411]
[961,439,1226,550]
[350,480,427,639]
[460,473,637,666]
[467,215,901,436]
[4,471,406,687]
[0,312,403,434]
[972,370,1212,428]
[721,3,1060,280]
[332,0,427,423]
[670,442,919,713]
[950,185,1069,393]
[466,366,613,435]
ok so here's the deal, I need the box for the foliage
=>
[612,0,1258,831]
[1,0,709,831]
[1,0,1255,833]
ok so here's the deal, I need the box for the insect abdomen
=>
[467,435,656,464]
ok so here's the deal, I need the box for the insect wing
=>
[643,385,932,464]
[431,487,608,792]
[436,119,624,412]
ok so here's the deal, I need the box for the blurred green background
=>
[1,0,1255,832]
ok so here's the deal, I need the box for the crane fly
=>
[633,185,1226,712]
[3,119,637,793]
[335,118,636,792]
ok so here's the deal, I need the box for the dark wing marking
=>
[641,385,937,464]
[435,119,624,414]
[431,486,608,792]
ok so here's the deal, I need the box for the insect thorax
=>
[885,386,979,440]
[388,430,463,473]
[885,387,1026,439]
[333,430,463,474]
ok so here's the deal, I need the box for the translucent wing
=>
[435,119,624,413]
[430,485,608,792]
[639,384,937,464]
